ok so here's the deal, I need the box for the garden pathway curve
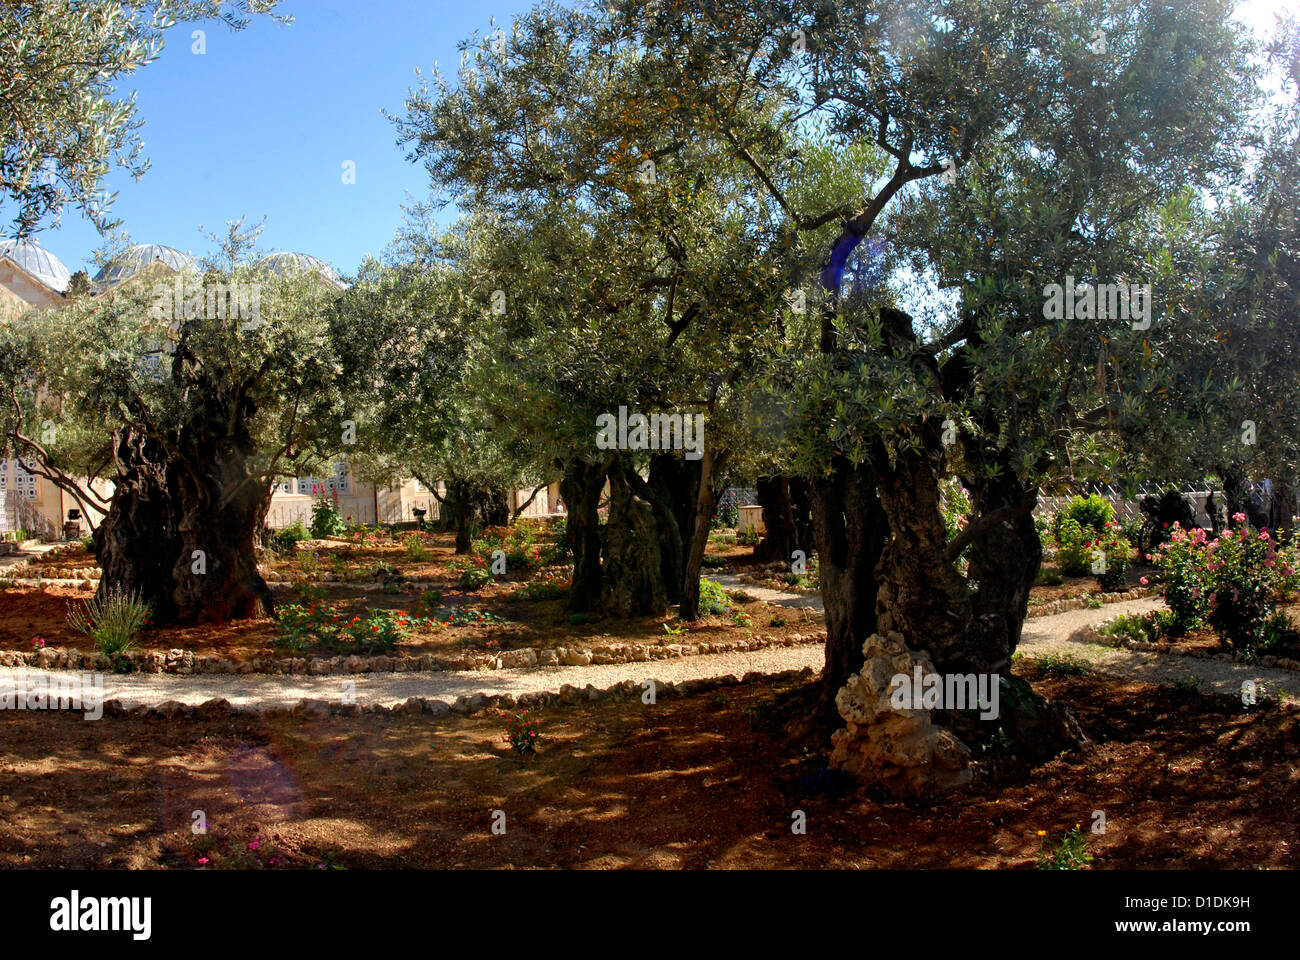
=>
[3,593,1297,709]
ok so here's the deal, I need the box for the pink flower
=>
[1140,577,1149,585]
[1233,512,1247,524]
[248,840,261,851]
[197,857,209,865]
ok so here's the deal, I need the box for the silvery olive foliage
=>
[0,0,287,235]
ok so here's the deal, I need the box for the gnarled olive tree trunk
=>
[560,455,609,612]
[809,457,890,727]
[601,463,669,617]
[94,424,274,625]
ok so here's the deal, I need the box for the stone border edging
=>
[2,631,830,677]
[1,579,1159,677]
[1025,586,1160,618]
[98,666,819,720]
[1066,623,1300,673]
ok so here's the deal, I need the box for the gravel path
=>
[711,573,823,609]
[4,591,1294,709]
[1018,596,1300,700]
[0,645,827,709]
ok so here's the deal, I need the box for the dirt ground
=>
[2,532,1133,663]
[0,533,823,661]
[0,665,1294,869]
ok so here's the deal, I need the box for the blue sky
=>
[13,0,1294,280]
[25,0,536,277]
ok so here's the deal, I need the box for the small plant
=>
[769,613,787,627]
[297,549,321,578]
[1054,517,1092,577]
[731,610,753,628]
[414,587,443,616]
[273,603,321,653]
[513,574,569,601]
[337,608,413,653]
[1085,596,1104,609]
[1099,612,1161,645]
[459,567,493,591]
[1036,567,1064,586]
[698,577,731,615]
[1091,525,1133,591]
[505,711,540,754]
[1035,825,1094,870]
[403,533,428,562]
[437,607,509,627]
[67,585,151,660]
[663,621,684,636]
[1259,609,1300,651]
[295,581,329,604]
[727,589,753,603]
[272,520,310,553]
[1174,675,1205,693]
[1033,652,1090,676]
[309,497,347,539]
[568,612,590,625]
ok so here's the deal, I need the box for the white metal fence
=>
[1036,485,1214,526]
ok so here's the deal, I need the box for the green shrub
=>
[403,533,428,561]
[1099,612,1161,645]
[698,577,732,615]
[459,567,493,591]
[272,520,310,553]
[1091,526,1132,591]
[1033,652,1090,676]
[712,499,740,529]
[1150,517,1295,651]
[1148,523,1209,633]
[1054,517,1092,577]
[309,498,346,539]
[273,603,321,653]
[67,586,151,658]
[1259,610,1300,651]
[1203,520,1284,651]
[336,608,413,653]
[1054,494,1115,537]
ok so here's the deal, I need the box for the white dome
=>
[257,251,347,289]
[0,238,71,293]
[94,244,199,285]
